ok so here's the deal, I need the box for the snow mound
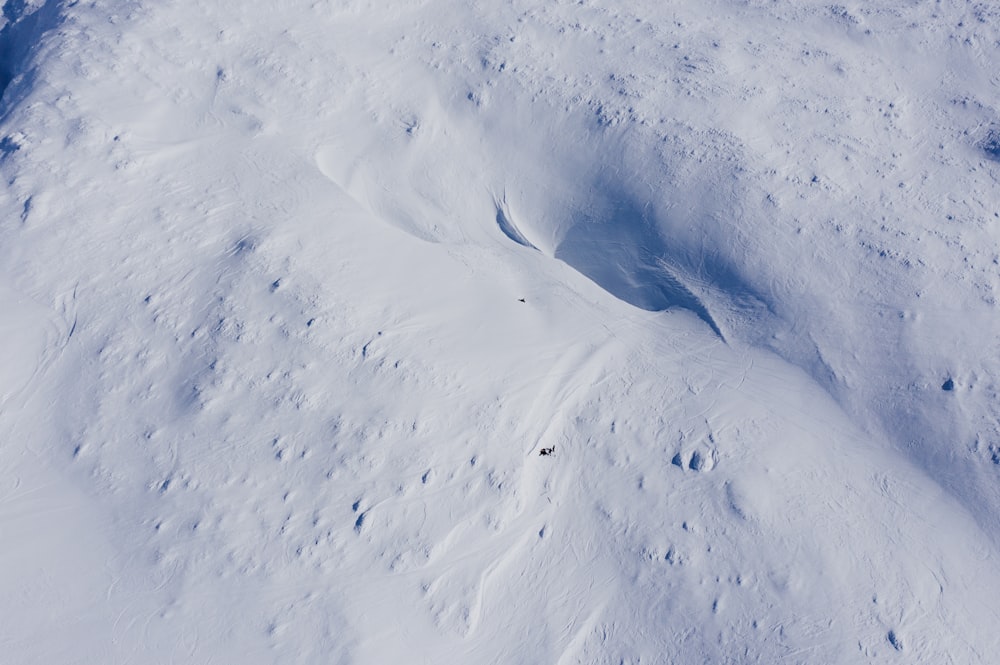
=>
[1,1,1000,663]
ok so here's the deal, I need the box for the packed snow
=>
[1,0,999,663]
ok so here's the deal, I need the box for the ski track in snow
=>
[1,0,999,663]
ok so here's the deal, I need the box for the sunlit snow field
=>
[1,1,999,663]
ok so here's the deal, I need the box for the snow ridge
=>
[1,1,999,663]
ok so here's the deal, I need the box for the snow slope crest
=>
[1,1,999,663]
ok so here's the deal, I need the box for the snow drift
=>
[1,1,999,663]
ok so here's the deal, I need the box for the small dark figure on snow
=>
[539,445,555,456]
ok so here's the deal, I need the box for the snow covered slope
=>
[1,0,999,663]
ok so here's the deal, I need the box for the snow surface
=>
[1,0,999,662]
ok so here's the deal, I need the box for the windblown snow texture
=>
[1,1,999,664]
